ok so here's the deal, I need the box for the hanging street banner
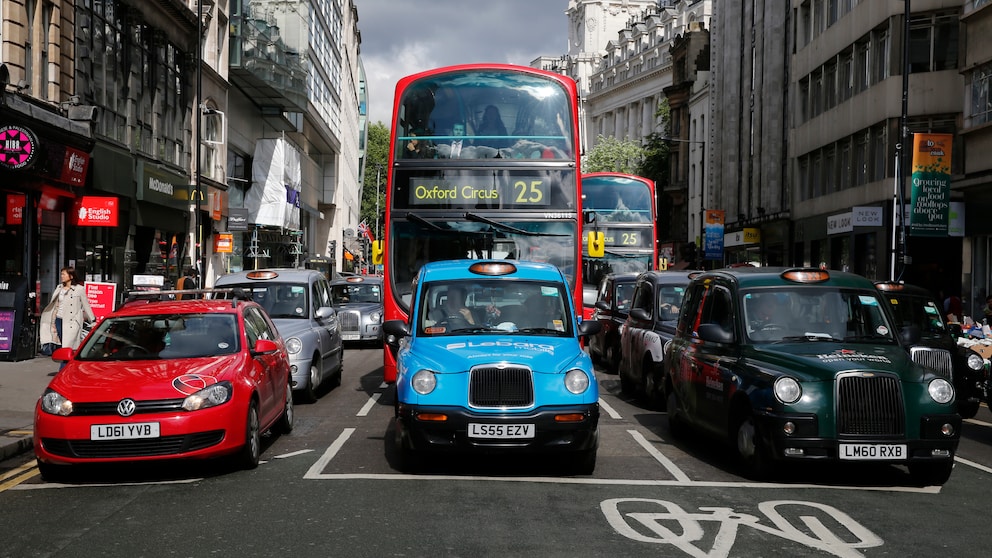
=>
[703,209,725,261]
[909,133,952,237]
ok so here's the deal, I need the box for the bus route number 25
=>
[514,180,548,205]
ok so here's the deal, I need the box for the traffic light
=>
[329,240,337,255]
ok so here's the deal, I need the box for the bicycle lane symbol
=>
[601,498,883,558]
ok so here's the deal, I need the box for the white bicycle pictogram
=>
[602,498,883,558]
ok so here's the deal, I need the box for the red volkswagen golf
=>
[34,289,293,481]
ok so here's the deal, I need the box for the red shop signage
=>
[73,196,119,227]
[6,194,26,225]
[60,147,90,186]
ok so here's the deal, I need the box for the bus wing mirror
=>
[372,240,384,265]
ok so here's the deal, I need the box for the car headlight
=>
[564,369,590,395]
[411,370,437,395]
[285,337,303,354]
[182,381,233,411]
[370,311,382,323]
[967,352,985,371]
[41,390,73,416]
[927,378,954,404]
[773,377,802,404]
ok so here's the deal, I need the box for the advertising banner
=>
[6,194,25,225]
[85,282,117,319]
[73,196,119,227]
[214,233,234,253]
[909,133,952,237]
[703,209,725,261]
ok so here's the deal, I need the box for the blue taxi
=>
[383,260,602,474]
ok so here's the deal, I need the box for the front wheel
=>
[666,389,686,439]
[908,460,954,486]
[958,398,980,420]
[238,401,261,470]
[572,448,597,475]
[734,410,772,480]
[299,361,321,403]
[276,380,295,434]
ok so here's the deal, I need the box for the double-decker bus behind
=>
[580,172,657,319]
[374,64,584,382]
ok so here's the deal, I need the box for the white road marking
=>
[628,429,691,483]
[964,417,992,428]
[598,397,622,420]
[304,427,355,479]
[955,455,992,474]
[13,478,201,490]
[357,393,382,417]
[273,449,315,459]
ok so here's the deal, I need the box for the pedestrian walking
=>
[39,267,96,366]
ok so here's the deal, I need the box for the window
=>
[909,13,960,74]
[971,62,992,126]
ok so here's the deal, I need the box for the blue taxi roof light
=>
[469,262,517,276]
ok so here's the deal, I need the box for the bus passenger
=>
[475,105,509,148]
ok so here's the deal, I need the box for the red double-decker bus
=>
[580,172,658,319]
[374,64,584,381]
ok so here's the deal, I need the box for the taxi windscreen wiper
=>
[464,212,570,237]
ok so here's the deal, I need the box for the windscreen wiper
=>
[405,213,489,236]
[464,212,569,237]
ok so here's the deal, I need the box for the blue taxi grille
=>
[469,366,533,408]
[836,374,905,436]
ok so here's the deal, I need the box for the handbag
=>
[40,343,59,356]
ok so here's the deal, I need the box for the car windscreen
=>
[883,293,949,338]
[216,283,310,319]
[741,287,899,344]
[418,279,572,337]
[331,283,382,304]
[76,313,239,360]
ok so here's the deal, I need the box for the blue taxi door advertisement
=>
[703,209,725,261]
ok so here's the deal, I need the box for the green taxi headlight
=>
[927,378,954,404]
[564,369,590,394]
[411,370,437,395]
[773,377,802,404]
[966,352,985,371]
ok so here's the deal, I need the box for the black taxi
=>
[663,267,960,486]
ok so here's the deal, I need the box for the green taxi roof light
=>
[781,269,829,283]
[875,281,904,292]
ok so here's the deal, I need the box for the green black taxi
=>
[663,267,960,486]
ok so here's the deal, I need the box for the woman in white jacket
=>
[40,267,96,354]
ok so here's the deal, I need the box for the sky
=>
[355,0,570,126]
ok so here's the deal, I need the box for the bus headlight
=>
[773,377,802,404]
[927,378,954,404]
[411,370,437,395]
[564,369,590,394]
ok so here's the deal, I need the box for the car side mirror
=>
[697,323,734,344]
[315,306,334,320]
[253,338,279,354]
[946,322,963,338]
[629,307,651,322]
[383,319,411,339]
[577,319,602,339]
[594,300,610,312]
[900,324,922,346]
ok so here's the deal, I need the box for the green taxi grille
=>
[836,374,905,436]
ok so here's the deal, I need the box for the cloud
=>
[357,0,567,126]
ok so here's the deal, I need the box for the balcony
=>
[229,12,307,116]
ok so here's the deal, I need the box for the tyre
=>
[908,460,954,486]
[330,357,343,389]
[299,361,321,403]
[958,398,980,420]
[37,461,72,483]
[394,418,422,473]
[276,380,295,434]
[666,389,686,439]
[619,367,636,396]
[643,359,666,411]
[238,401,261,470]
[605,342,620,374]
[733,409,772,480]
[572,447,597,475]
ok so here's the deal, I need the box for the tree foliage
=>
[360,121,390,230]
[583,134,644,174]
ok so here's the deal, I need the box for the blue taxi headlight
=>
[411,370,437,395]
[773,377,802,404]
[564,369,590,394]
[41,390,73,416]
[966,352,985,371]
[182,381,233,411]
[285,337,303,354]
[927,378,954,404]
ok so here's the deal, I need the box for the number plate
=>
[342,334,360,341]
[838,443,906,460]
[90,422,160,441]
[467,423,534,439]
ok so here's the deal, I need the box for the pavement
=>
[0,354,57,462]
